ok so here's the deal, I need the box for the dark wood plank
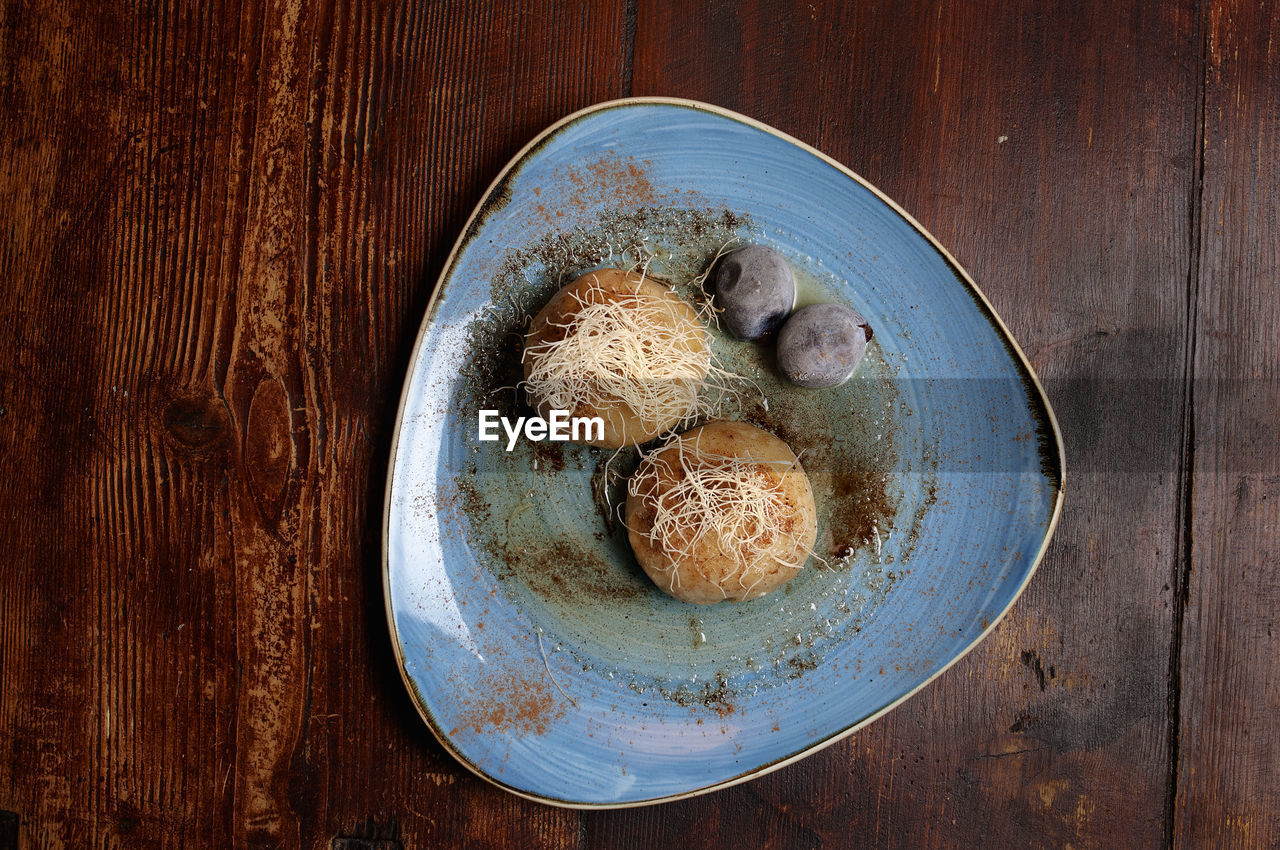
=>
[1174,1,1280,846]
[9,0,1276,845]
[586,1,1201,846]
[0,0,629,846]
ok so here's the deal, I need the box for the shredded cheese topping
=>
[629,433,810,599]
[523,272,728,437]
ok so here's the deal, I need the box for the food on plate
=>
[625,420,818,604]
[711,245,796,340]
[776,302,873,388]
[522,268,713,448]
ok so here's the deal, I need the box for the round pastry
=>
[625,420,818,604]
[523,268,712,448]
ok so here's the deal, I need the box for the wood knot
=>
[0,811,18,846]
[113,800,142,835]
[245,377,294,524]
[160,393,231,454]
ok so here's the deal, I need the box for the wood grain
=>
[1,0,1277,846]
[0,0,628,846]
[1174,0,1280,845]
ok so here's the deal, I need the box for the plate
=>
[382,97,1064,807]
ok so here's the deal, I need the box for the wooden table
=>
[2,1,1276,847]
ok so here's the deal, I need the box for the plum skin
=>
[776,303,873,388]
[712,245,796,340]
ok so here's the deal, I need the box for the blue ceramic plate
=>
[383,98,1064,807]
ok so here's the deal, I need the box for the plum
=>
[712,245,796,340]
[777,303,873,388]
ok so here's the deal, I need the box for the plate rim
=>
[380,96,1067,809]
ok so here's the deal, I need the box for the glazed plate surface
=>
[383,98,1064,807]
